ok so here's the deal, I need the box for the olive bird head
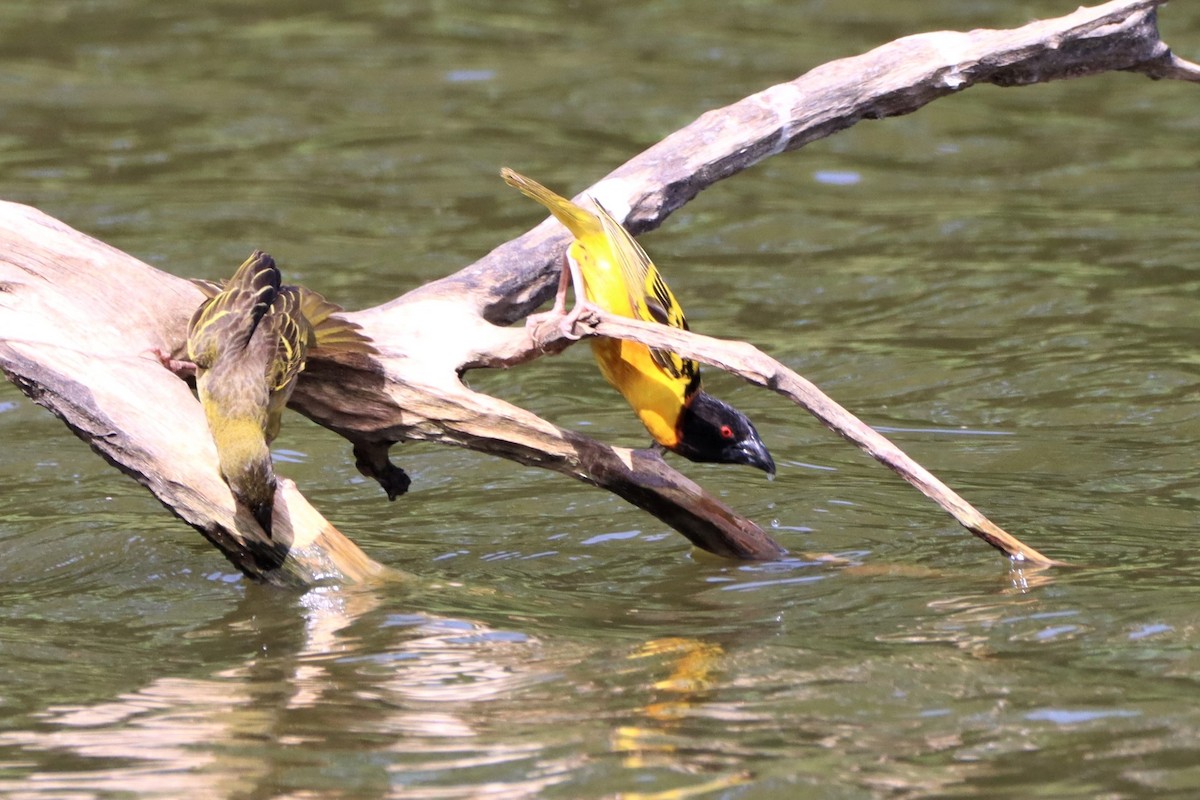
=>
[672,391,775,475]
[231,455,278,538]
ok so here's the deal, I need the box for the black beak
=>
[733,436,776,476]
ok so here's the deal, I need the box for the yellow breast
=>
[571,239,690,448]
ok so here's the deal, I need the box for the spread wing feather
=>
[265,286,315,393]
[297,287,376,356]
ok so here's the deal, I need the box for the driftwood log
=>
[1,0,1196,585]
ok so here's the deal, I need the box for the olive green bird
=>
[181,250,373,537]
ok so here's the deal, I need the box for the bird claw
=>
[525,309,563,334]
[525,310,574,348]
[525,304,600,346]
[568,305,601,336]
[148,347,197,379]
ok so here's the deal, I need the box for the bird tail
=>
[296,288,376,357]
[501,167,601,240]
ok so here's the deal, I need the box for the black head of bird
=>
[673,391,776,475]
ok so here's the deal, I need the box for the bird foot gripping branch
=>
[150,348,198,380]
[525,304,601,349]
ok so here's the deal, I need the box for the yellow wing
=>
[592,199,699,387]
[502,168,704,447]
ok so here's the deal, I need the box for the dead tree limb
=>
[304,0,1191,568]
[1,0,1195,582]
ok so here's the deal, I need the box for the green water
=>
[3,1,1200,797]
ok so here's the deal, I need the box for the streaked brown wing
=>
[265,286,315,393]
[187,251,280,369]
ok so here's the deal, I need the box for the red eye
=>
[720,424,734,440]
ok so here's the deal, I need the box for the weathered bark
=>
[1,0,1195,582]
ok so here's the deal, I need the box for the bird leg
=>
[525,252,601,344]
[528,253,571,320]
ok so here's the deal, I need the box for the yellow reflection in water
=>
[611,637,750,798]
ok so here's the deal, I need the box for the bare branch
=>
[291,325,787,561]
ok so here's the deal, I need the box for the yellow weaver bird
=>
[173,250,373,537]
[501,168,775,475]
